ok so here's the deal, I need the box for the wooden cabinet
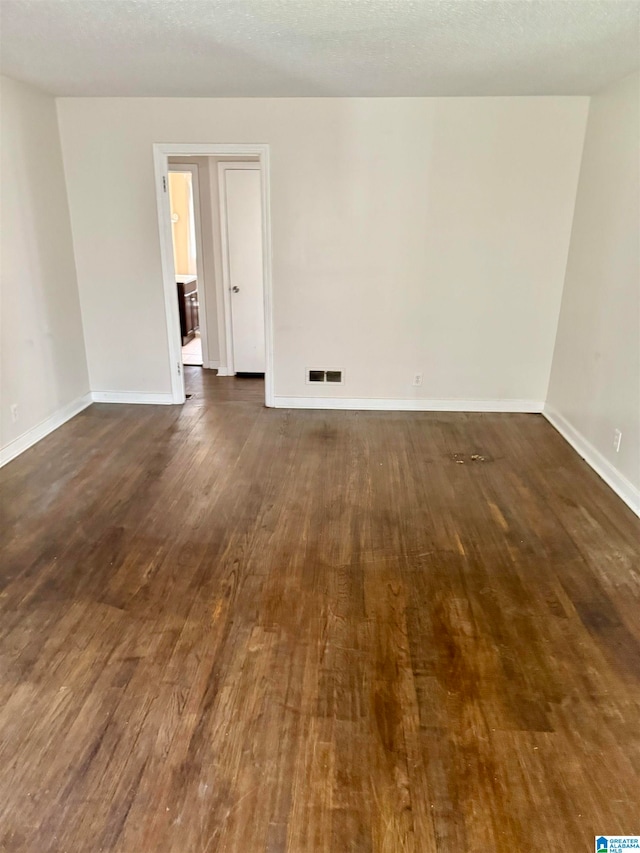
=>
[176,276,199,344]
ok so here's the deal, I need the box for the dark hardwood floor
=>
[1,366,639,852]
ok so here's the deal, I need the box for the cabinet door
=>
[191,293,199,332]
[177,283,188,339]
[184,296,194,337]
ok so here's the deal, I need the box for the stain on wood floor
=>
[1,367,639,852]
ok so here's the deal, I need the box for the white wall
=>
[56,96,588,406]
[546,72,640,510]
[1,76,89,461]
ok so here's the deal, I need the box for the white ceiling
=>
[1,0,639,98]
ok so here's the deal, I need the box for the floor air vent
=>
[306,369,344,385]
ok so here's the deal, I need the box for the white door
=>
[221,167,265,374]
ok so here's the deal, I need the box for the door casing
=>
[153,143,274,406]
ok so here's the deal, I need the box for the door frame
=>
[167,163,210,370]
[217,161,263,377]
[153,143,275,406]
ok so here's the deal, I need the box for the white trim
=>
[261,149,275,408]
[0,393,92,468]
[168,164,211,369]
[217,162,237,376]
[91,391,174,405]
[543,404,640,516]
[155,144,267,158]
[153,149,185,404]
[153,143,275,407]
[273,397,544,412]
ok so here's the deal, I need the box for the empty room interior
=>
[1,1,639,850]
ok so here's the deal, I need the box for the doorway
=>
[167,164,209,368]
[153,144,274,406]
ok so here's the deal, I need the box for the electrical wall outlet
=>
[613,429,622,453]
[412,373,423,387]
[10,404,18,423]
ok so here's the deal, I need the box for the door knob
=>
[232,286,240,293]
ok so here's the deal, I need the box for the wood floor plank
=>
[0,367,639,851]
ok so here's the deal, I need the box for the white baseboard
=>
[543,404,640,517]
[215,366,233,377]
[91,391,174,405]
[273,396,544,413]
[0,393,93,468]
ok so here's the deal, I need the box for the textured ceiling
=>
[1,0,639,97]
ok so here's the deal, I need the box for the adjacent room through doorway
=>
[167,165,205,367]
[159,148,271,404]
